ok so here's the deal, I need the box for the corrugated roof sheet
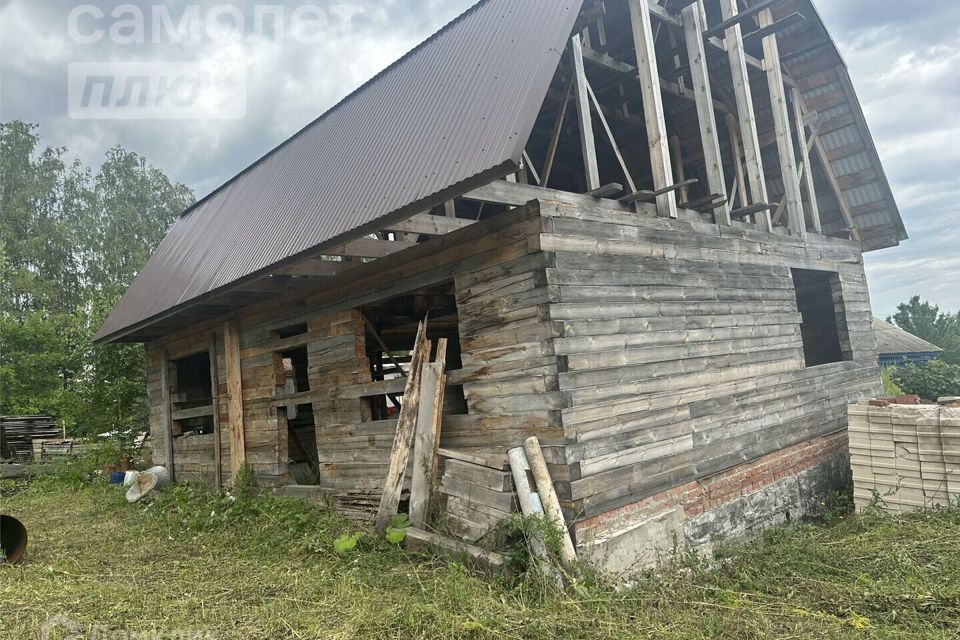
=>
[873,317,944,357]
[94,0,583,344]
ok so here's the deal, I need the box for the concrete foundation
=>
[575,433,850,577]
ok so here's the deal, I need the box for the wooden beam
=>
[375,321,430,533]
[585,80,638,193]
[408,339,448,529]
[702,0,779,40]
[223,319,246,482]
[275,259,346,278]
[542,75,574,187]
[813,135,861,241]
[571,34,601,191]
[171,405,215,421]
[586,182,624,198]
[718,0,771,231]
[760,8,805,239]
[619,178,698,204]
[628,0,678,218]
[682,3,731,225]
[742,12,805,45]
[159,348,175,483]
[208,333,222,491]
[327,237,418,259]
[383,213,473,236]
[522,150,542,187]
[792,88,822,233]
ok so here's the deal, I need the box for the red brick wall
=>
[576,432,849,543]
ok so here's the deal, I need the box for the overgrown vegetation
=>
[890,297,960,365]
[892,360,960,401]
[0,121,194,436]
[1,475,958,639]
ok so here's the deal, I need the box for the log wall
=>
[534,196,881,519]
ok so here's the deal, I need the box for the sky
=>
[1,0,958,317]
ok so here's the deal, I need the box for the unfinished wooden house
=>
[96,0,907,572]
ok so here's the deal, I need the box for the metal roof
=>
[94,0,583,344]
[873,317,944,358]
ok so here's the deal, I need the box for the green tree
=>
[889,296,960,365]
[0,121,194,436]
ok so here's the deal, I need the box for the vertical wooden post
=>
[223,319,246,482]
[571,34,601,191]
[760,9,806,238]
[628,0,678,218]
[718,0,771,231]
[208,333,222,491]
[682,3,730,225]
[792,87,822,234]
[159,348,175,483]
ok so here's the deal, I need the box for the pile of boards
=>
[0,416,60,461]
[849,399,960,514]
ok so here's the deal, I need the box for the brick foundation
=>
[575,432,850,573]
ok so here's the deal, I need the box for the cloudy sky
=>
[2,0,957,317]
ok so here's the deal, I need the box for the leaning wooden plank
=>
[409,338,449,528]
[404,527,510,577]
[523,437,577,566]
[375,320,430,533]
[508,446,564,587]
[223,320,246,483]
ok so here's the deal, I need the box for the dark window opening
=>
[171,351,214,436]
[279,346,311,394]
[361,282,468,421]
[791,269,851,367]
[277,323,309,339]
[284,403,319,485]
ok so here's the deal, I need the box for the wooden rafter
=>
[571,33,601,191]
[628,0,677,218]
[682,3,730,225]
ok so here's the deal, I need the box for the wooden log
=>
[404,527,510,576]
[523,437,576,566]
[409,338,449,528]
[223,319,246,482]
[375,320,430,533]
[508,446,563,587]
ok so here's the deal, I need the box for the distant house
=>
[873,317,943,367]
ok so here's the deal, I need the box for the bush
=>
[892,359,960,401]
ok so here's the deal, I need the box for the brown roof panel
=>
[95,0,583,344]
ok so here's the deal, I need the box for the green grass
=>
[1,476,958,639]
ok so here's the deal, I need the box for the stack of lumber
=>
[439,451,515,542]
[0,416,60,460]
[849,400,960,514]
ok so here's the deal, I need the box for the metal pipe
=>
[0,515,28,565]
